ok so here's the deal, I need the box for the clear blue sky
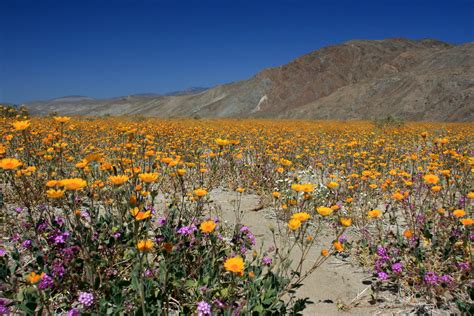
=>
[1,0,473,103]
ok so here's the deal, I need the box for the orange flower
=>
[27,271,45,284]
[340,217,352,227]
[316,206,333,216]
[137,239,154,251]
[403,229,413,238]
[453,209,466,218]
[431,185,441,192]
[327,181,339,189]
[46,180,59,187]
[460,218,474,226]
[0,158,22,170]
[12,120,30,131]
[53,116,71,123]
[321,249,329,257]
[333,241,344,252]
[288,219,302,230]
[392,192,404,201]
[423,174,439,185]
[194,188,208,197]
[109,175,129,185]
[60,178,87,190]
[130,207,151,221]
[46,189,65,199]
[236,187,245,193]
[224,256,244,274]
[200,220,217,233]
[367,209,382,218]
[291,212,311,222]
[215,138,230,146]
[138,172,159,183]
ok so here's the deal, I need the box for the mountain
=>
[24,38,474,121]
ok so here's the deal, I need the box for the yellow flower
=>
[53,116,71,123]
[339,217,352,227]
[327,181,339,189]
[27,271,45,284]
[301,183,314,192]
[46,189,65,199]
[291,212,311,222]
[368,209,382,218]
[194,188,208,197]
[138,172,159,183]
[224,256,244,274]
[12,120,30,131]
[60,178,87,190]
[109,175,129,185]
[177,169,186,176]
[46,180,59,187]
[137,239,154,251]
[291,184,303,192]
[200,220,217,233]
[130,207,151,221]
[423,174,439,185]
[453,209,465,218]
[392,192,404,201]
[236,187,245,193]
[215,138,230,146]
[316,206,333,216]
[467,192,474,199]
[0,158,22,170]
[431,185,441,192]
[288,218,302,230]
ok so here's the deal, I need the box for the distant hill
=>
[24,38,474,121]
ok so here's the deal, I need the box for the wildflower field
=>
[0,109,473,314]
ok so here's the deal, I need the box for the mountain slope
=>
[25,38,474,121]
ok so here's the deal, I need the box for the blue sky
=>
[1,0,473,103]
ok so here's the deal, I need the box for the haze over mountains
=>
[24,38,474,121]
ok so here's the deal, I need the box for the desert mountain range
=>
[24,38,474,121]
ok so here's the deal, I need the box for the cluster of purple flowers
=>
[374,245,403,281]
[78,292,94,307]
[196,301,211,316]
[38,274,54,290]
[177,224,197,236]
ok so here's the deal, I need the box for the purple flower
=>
[262,256,273,265]
[440,274,453,284]
[197,301,211,316]
[157,217,166,226]
[15,207,23,213]
[458,262,470,271]
[0,249,6,257]
[177,224,197,236]
[377,271,389,280]
[38,274,54,290]
[78,292,94,307]
[391,262,402,273]
[240,246,247,255]
[52,261,66,277]
[22,239,32,248]
[113,232,121,239]
[424,271,438,285]
[338,234,347,243]
[0,298,9,314]
[67,308,80,316]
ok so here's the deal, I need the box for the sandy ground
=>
[207,189,380,315]
[206,189,449,316]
